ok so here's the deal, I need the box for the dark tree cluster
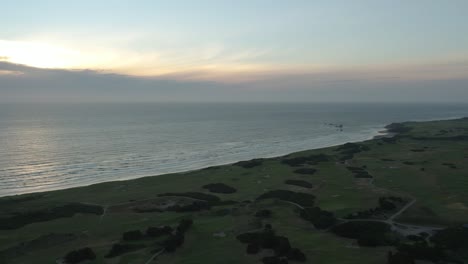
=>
[157,192,220,202]
[344,197,404,219]
[237,225,306,263]
[146,226,173,237]
[161,219,193,252]
[257,190,315,207]
[346,166,373,178]
[64,247,96,264]
[281,153,330,167]
[293,168,317,175]
[166,201,211,212]
[255,209,272,218]
[0,203,103,230]
[284,179,313,188]
[105,243,145,258]
[335,143,370,161]
[122,230,144,241]
[441,162,458,169]
[431,226,468,251]
[202,183,237,194]
[387,251,415,264]
[385,123,412,134]
[300,207,337,229]
[331,221,396,247]
[234,159,263,168]
[387,226,468,263]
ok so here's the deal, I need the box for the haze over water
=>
[0,102,467,197]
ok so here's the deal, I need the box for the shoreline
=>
[0,116,465,198]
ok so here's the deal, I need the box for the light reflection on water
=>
[1,102,468,197]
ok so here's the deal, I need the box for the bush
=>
[300,207,336,229]
[234,159,263,168]
[0,203,104,230]
[177,219,193,234]
[122,230,143,241]
[166,201,210,212]
[64,247,96,264]
[257,190,315,207]
[387,251,415,264]
[146,226,173,237]
[246,243,260,254]
[262,256,288,264]
[202,183,237,194]
[105,243,145,258]
[255,209,272,218]
[293,168,317,175]
[158,192,220,202]
[332,221,393,247]
[287,248,306,262]
[430,226,468,250]
[281,154,329,167]
[284,180,313,188]
[162,233,185,252]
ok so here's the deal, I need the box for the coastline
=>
[0,115,465,198]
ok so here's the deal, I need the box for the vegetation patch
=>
[335,143,370,161]
[237,224,306,263]
[202,183,237,193]
[105,243,146,258]
[0,203,103,230]
[158,192,221,202]
[284,179,313,188]
[299,207,337,229]
[0,233,77,260]
[281,153,330,167]
[63,247,96,264]
[344,197,405,219]
[331,221,396,247]
[293,168,317,175]
[257,190,315,207]
[386,123,412,134]
[234,159,263,168]
[346,166,373,178]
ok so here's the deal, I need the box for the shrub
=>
[146,226,173,237]
[105,243,145,258]
[122,230,143,241]
[293,168,317,175]
[202,183,237,194]
[177,219,193,234]
[284,180,313,188]
[162,233,185,252]
[332,221,393,247]
[246,243,260,254]
[257,190,315,207]
[387,251,415,264]
[287,248,306,262]
[0,203,103,230]
[234,159,263,168]
[300,207,336,229]
[281,154,329,167]
[255,209,272,218]
[64,247,96,264]
[158,192,220,202]
[166,201,210,212]
[262,256,288,264]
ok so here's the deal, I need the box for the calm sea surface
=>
[1,102,468,197]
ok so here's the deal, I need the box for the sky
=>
[1,0,468,102]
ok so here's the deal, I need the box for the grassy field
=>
[1,118,468,264]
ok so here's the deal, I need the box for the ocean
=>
[1,102,468,197]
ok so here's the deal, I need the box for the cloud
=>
[1,60,468,103]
